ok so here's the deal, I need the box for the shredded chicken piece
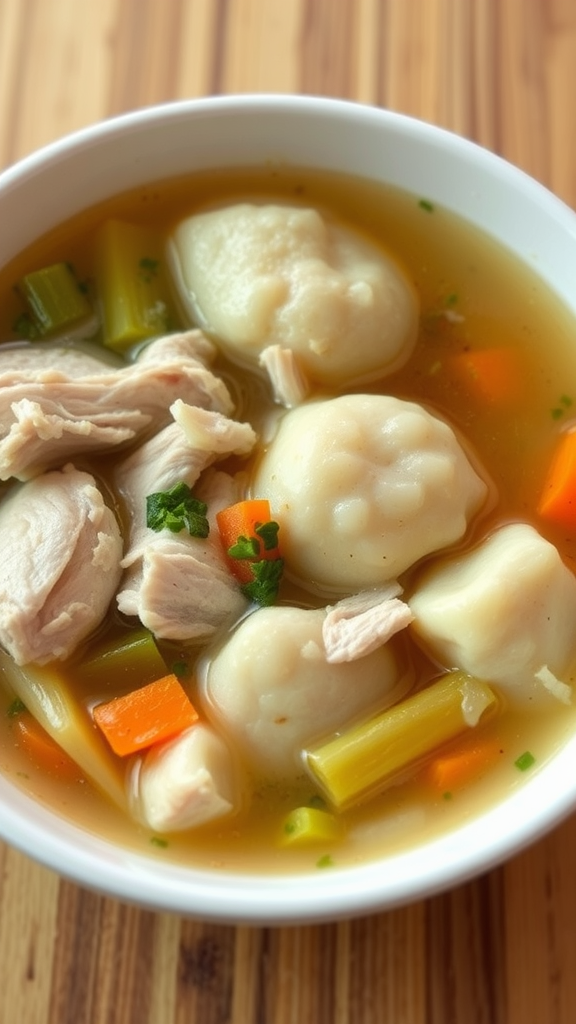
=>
[535,665,572,705]
[134,723,239,832]
[259,344,310,407]
[0,464,122,665]
[115,404,255,640]
[0,330,233,480]
[322,585,414,663]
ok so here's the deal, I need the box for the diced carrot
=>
[537,429,576,531]
[12,711,84,781]
[93,673,199,757]
[216,498,281,584]
[450,348,523,403]
[424,738,502,794]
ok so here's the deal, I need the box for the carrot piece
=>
[451,348,523,403]
[537,430,576,530]
[93,674,199,757]
[216,498,280,584]
[424,738,502,794]
[12,711,84,781]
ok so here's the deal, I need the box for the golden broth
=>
[1,166,576,873]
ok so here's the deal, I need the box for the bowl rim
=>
[2,93,576,924]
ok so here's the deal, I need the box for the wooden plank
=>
[0,849,59,1024]
[0,1,576,1022]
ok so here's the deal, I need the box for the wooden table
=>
[1,1,576,1021]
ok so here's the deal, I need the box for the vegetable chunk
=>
[537,429,576,530]
[94,674,199,757]
[216,498,284,605]
[305,672,497,811]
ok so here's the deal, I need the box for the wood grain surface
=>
[1,1,576,1022]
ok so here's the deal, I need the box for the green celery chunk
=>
[305,671,498,812]
[17,262,94,338]
[280,806,342,847]
[0,649,126,808]
[95,219,175,351]
[75,628,167,692]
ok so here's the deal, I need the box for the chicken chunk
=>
[0,464,122,665]
[133,724,240,833]
[0,330,233,480]
[116,405,256,640]
[0,341,119,383]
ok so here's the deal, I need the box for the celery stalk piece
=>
[95,219,176,352]
[0,649,126,809]
[17,262,95,338]
[75,628,167,693]
[279,805,342,846]
[304,671,498,812]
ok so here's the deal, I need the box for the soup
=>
[0,165,575,874]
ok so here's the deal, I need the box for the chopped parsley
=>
[240,557,284,607]
[7,697,26,718]
[418,198,435,213]
[228,535,260,560]
[12,312,40,340]
[139,257,160,282]
[171,660,189,679]
[551,394,573,419]
[316,854,334,869]
[514,750,536,772]
[146,481,209,538]
[308,794,328,811]
[255,520,280,551]
[150,835,169,848]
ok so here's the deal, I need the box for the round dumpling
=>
[168,203,419,386]
[253,394,489,594]
[200,604,407,781]
[408,522,576,705]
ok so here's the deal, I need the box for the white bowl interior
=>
[2,95,576,924]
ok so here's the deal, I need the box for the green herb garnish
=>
[139,257,160,282]
[551,395,573,419]
[240,557,284,607]
[316,854,334,869]
[12,312,40,340]
[7,697,26,718]
[308,794,327,810]
[150,835,169,848]
[255,520,280,551]
[514,750,536,772]
[228,535,260,560]
[171,660,189,678]
[419,198,434,213]
[146,482,209,538]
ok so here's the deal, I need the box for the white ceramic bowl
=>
[2,95,576,924]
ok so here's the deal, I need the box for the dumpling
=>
[200,604,408,781]
[252,394,489,594]
[408,522,576,705]
[168,203,419,386]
